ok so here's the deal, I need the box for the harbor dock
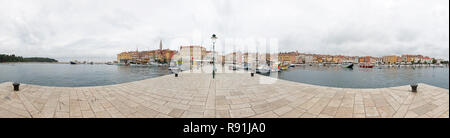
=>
[0,72,448,118]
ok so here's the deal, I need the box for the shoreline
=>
[0,62,110,64]
[0,64,448,89]
[1,72,448,90]
[0,62,68,64]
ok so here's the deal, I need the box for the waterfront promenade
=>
[0,72,448,118]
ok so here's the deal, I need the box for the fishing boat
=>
[280,65,288,70]
[341,62,354,68]
[130,63,149,67]
[359,63,374,68]
[129,63,138,66]
[279,62,290,70]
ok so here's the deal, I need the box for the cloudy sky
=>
[0,0,448,62]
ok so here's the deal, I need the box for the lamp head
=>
[211,34,217,42]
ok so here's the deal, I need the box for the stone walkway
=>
[0,72,448,118]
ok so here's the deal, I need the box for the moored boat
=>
[168,66,181,73]
[279,62,290,70]
[117,63,129,66]
[271,68,280,72]
[256,66,271,73]
[360,63,374,68]
[342,63,353,68]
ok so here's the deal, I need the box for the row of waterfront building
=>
[117,42,446,65]
[117,41,209,65]
[276,52,444,65]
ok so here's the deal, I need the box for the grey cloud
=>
[0,0,448,62]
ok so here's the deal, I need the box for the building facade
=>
[382,56,398,64]
[278,51,300,64]
[179,46,207,65]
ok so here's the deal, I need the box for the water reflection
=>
[265,65,449,89]
[0,63,170,87]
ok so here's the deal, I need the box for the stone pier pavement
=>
[0,72,448,118]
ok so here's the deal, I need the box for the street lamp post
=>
[211,34,218,79]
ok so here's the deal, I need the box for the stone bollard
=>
[411,84,418,92]
[13,82,20,91]
[251,72,254,77]
[175,73,178,77]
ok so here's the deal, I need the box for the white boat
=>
[256,66,271,73]
[169,66,181,73]
[130,63,151,67]
[271,68,280,72]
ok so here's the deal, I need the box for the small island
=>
[0,54,58,63]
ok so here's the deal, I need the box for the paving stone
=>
[168,108,185,117]
[0,73,447,118]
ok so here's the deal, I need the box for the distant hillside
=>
[0,54,58,62]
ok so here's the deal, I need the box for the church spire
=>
[160,40,163,50]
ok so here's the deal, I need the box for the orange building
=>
[359,56,374,63]
[278,51,300,64]
[117,49,176,64]
[382,56,398,64]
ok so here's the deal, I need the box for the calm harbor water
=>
[264,65,449,89]
[0,63,449,89]
[0,63,170,87]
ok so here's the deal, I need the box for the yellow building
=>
[117,49,176,64]
[326,56,333,63]
[278,52,299,64]
[383,56,398,64]
[117,52,133,63]
[278,54,292,63]
[332,56,344,63]
[317,58,323,63]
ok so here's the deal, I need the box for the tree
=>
[0,54,57,62]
